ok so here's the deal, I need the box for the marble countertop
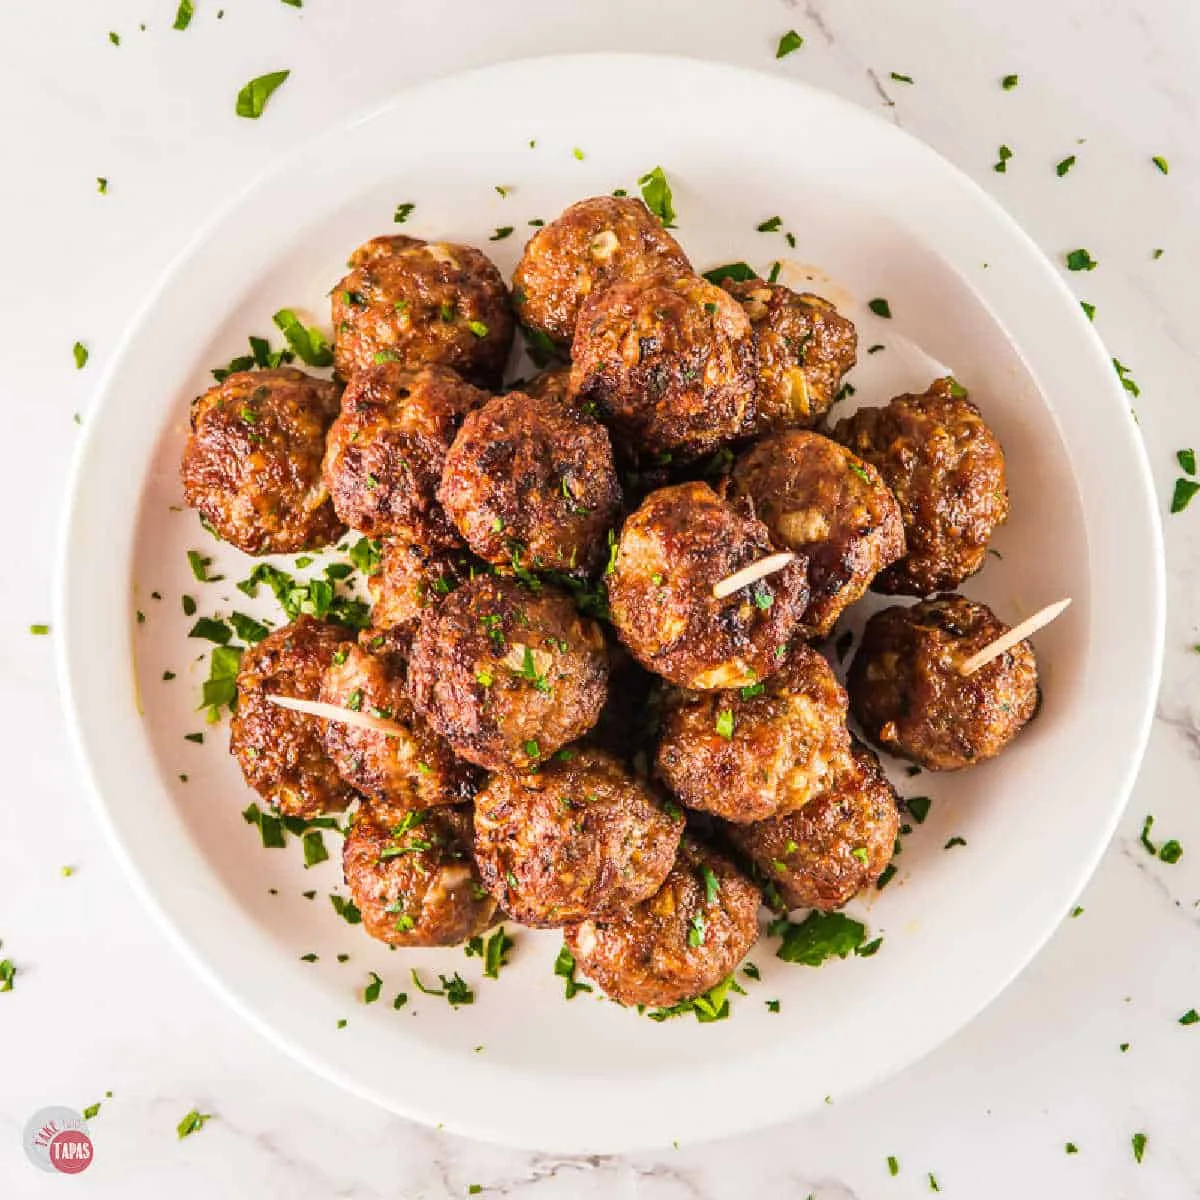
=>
[3,0,1198,1195]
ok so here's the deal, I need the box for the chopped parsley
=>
[329,894,362,925]
[201,643,243,720]
[489,226,514,241]
[1080,300,1096,321]
[1113,357,1140,397]
[176,1110,213,1139]
[1056,154,1076,177]
[944,836,967,850]
[1177,448,1196,475]
[229,611,268,644]
[73,341,89,370]
[647,974,743,1023]
[97,177,108,194]
[273,309,333,366]
[890,71,914,83]
[109,31,120,45]
[242,802,286,849]
[715,708,735,740]
[235,70,291,119]
[888,1155,900,1176]
[771,910,867,966]
[189,616,232,645]
[1132,1132,1147,1164]
[855,937,883,958]
[767,261,782,284]
[410,968,474,1007]
[906,795,932,824]
[742,962,760,980]
[173,0,194,30]
[1065,248,1097,271]
[1179,1009,1199,1026]
[775,29,804,58]
[1171,479,1199,514]
[756,215,783,233]
[348,535,384,576]
[868,297,892,318]
[0,958,16,992]
[1001,74,1019,90]
[302,830,328,868]
[393,202,415,223]
[739,682,765,700]
[687,912,707,947]
[554,945,593,999]
[572,147,585,160]
[993,144,1013,173]
[29,623,50,636]
[1065,1142,1079,1154]
[363,972,383,1004]
[701,261,756,285]
[1152,155,1169,175]
[523,738,541,760]
[765,999,781,1013]
[1071,905,1084,918]
[637,166,676,226]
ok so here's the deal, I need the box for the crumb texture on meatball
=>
[473,747,684,927]
[230,615,357,818]
[322,362,488,545]
[848,594,1040,770]
[318,636,479,819]
[832,376,1009,596]
[726,743,900,910]
[513,196,692,346]
[332,235,513,386]
[407,574,609,771]
[730,430,905,637]
[438,390,621,574]
[656,641,854,823]
[344,803,496,947]
[608,481,808,689]
[565,838,761,1008]
[721,279,858,431]
[181,368,344,555]
[568,273,757,459]
[366,538,477,651]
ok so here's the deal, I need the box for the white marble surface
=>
[2,0,1198,1195]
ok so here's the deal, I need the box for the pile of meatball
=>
[180,195,1040,1012]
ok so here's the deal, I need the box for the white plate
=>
[56,54,1165,1153]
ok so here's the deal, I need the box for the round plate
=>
[56,54,1164,1152]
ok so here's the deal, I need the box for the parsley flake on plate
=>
[868,297,892,318]
[173,0,194,30]
[771,910,867,966]
[176,1109,213,1139]
[1001,74,1019,90]
[272,309,333,366]
[236,70,291,120]
[553,945,593,999]
[1056,155,1076,177]
[638,165,677,226]
[776,30,804,58]
[1065,248,1097,271]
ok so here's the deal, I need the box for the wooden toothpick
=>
[957,598,1072,676]
[712,551,795,600]
[265,693,407,738]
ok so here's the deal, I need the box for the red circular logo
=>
[48,1129,94,1175]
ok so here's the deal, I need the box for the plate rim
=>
[54,51,1166,1152]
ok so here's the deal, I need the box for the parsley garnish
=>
[1171,479,1199,514]
[638,166,676,226]
[775,29,804,58]
[701,261,756,285]
[189,616,232,645]
[1001,74,1019,90]
[993,144,1013,173]
[1180,1009,1199,1026]
[329,894,362,925]
[647,974,743,1023]
[235,70,291,119]
[888,1155,900,1176]
[1152,155,1169,175]
[482,927,514,979]
[944,836,967,849]
[173,0,194,30]
[756,216,783,233]
[1056,154,1076,177]
[687,912,707,947]
[466,319,489,338]
[906,795,932,824]
[1132,1132,1147,1164]
[363,972,383,1004]
[772,910,867,966]
[73,341,89,370]
[176,1110,213,1139]
[410,968,474,1007]
[1113,357,1140,397]
[0,958,16,992]
[1177,448,1196,475]
[868,297,892,318]
[393,202,414,223]
[715,708,734,739]
[272,309,333,366]
[1080,300,1096,320]
[489,226,514,241]
[890,71,914,83]
[554,945,593,999]
[1065,248,1097,271]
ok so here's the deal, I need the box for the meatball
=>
[656,641,854,823]
[438,391,621,575]
[721,279,857,430]
[520,365,573,407]
[565,838,761,1008]
[831,376,1009,595]
[407,574,608,771]
[473,748,684,927]
[608,481,808,689]
[848,594,1040,770]
[180,368,344,555]
[725,743,900,910]
[729,430,905,637]
[322,362,487,545]
[331,235,513,387]
[318,637,479,819]
[366,538,477,651]
[512,196,691,346]
[343,803,496,947]
[230,616,356,819]
[568,273,757,460]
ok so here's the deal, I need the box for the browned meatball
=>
[332,235,513,387]
[725,743,900,910]
[180,368,344,555]
[729,430,905,637]
[564,838,761,1008]
[407,574,608,771]
[568,273,757,460]
[230,616,356,819]
[521,365,573,407]
[831,377,1009,595]
[473,748,684,927]
[848,595,1040,770]
[512,196,691,346]
[343,803,496,947]
[318,637,479,819]
[608,482,807,689]
[656,641,853,823]
[366,538,478,651]
[322,362,487,545]
[437,391,621,575]
[721,279,857,430]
